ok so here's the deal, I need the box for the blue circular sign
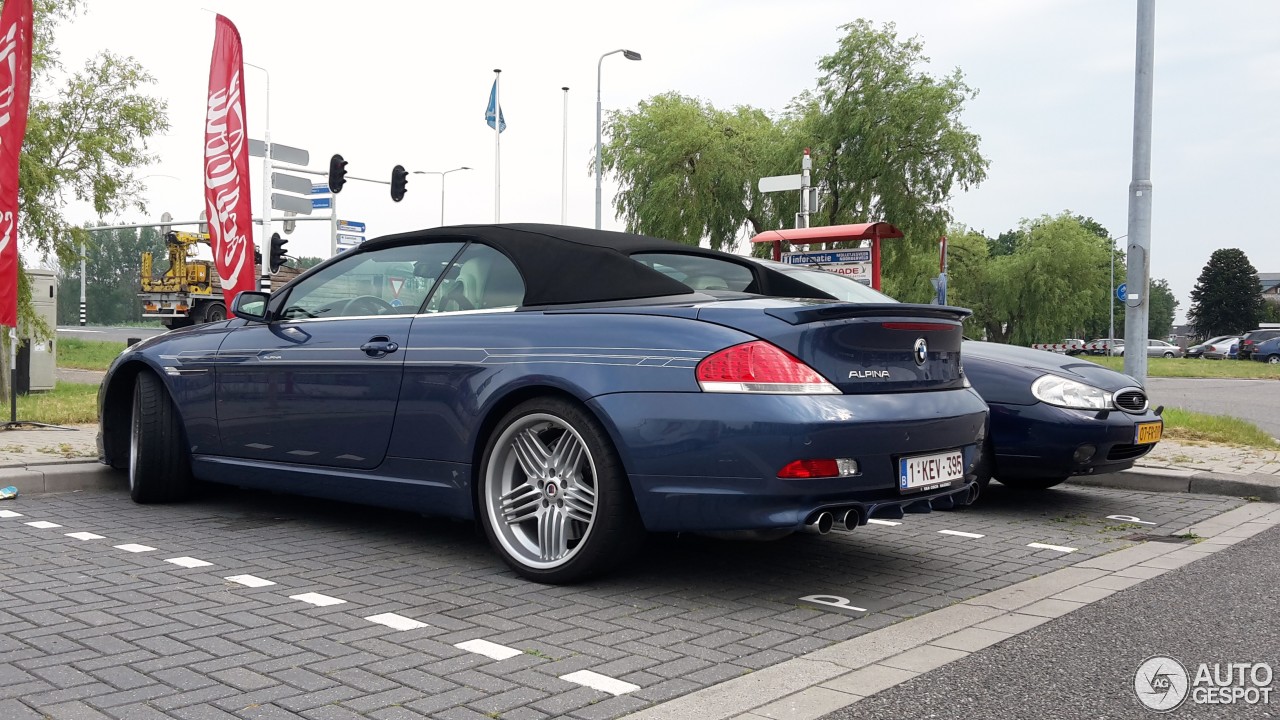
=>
[1116,283,1127,301]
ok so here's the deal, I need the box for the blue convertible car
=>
[99,224,988,583]
[632,252,1163,493]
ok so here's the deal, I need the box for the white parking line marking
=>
[0,510,23,518]
[1106,514,1156,525]
[455,639,523,660]
[114,544,156,553]
[867,519,901,526]
[1028,542,1077,553]
[939,529,985,539]
[365,613,429,631]
[65,532,105,540]
[165,557,214,568]
[25,521,62,529]
[225,575,276,588]
[290,592,347,607]
[560,670,640,696]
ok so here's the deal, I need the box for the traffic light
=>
[390,164,408,202]
[328,153,348,193]
[269,232,289,273]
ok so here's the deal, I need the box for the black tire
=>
[201,302,227,324]
[995,476,1067,491]
[1163,351,1174,358]
[478,397,644,584]
[129,372,193,503]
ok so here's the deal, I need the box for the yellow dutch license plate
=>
[1134,421,1163,445]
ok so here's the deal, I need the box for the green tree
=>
[292,256,324,271]
[56,224,162,325]
[13,0,169,330]
[1187,248,1265,336]
[940,225,993,338]
[1147,278,1179,339]
[601,19,988,295]
[966,213,1110,345]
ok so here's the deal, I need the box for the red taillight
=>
[881,322,953,331]
[1244,340,1255,345]
[777,458,860,479]
[696,340,839,394]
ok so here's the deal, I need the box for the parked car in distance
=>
[1238,329,1280,361]
[1109,339,1182,358]
[1060,338,1087,356]
[1087,338,1121,356]
[641,254,1165,493]
[98,224,989,584]
[1186,335,1239,359]
[1201,336,1241,360]
[1250,336,1280,364]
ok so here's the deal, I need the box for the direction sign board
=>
[336,233,364,246]
[270,193,313,215]
[248,139,310,166]
[782,249,872,284]
[311,183,330,195]
[1116,283,1127,301]
[758,174,802,193]
[338,220,366,233]
[312,197,332,210]
[271,172,313,195]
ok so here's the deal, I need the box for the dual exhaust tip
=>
[802,482,981,535]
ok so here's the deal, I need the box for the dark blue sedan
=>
[628,252,1164,493]
[98,224,987,583]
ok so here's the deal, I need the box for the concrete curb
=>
[0,462,123,496]
[1070,466,1280,502]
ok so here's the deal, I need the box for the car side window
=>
[277,242,465,320]
[631,252,755,292]
[425,243,525,313]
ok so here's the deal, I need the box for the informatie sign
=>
[782,249,872,284]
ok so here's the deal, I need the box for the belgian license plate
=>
[1135,421,1163,445]
[898,449,965,493]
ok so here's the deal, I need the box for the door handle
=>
[361,338,400,357]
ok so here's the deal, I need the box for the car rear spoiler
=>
[764,303,972,326]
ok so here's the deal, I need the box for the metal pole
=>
[440,174,446,226]
[562,86,569,225]
[1123,0,1155,383]
[799,149,811,229]
[1109,237,1114,342]
[595,55,606,230]
[330,192,338,257]
[493,69,501,223]
[79,240,86,326]
[246,62,272,292]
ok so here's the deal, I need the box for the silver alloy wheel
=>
[485,412,598,570]
[128,390,140,492]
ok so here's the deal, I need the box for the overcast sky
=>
[45,0,1280,324]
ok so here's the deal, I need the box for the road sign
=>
[1116,283,1127,301]
[312,197,332,210]
[248,139,310,167]
[338,220,366,233]
[758,174,802,193]
[311,183,330,195]
[783,249,872,283]
[270,193,313,215]
[336,233,364,246]
[271,172,313,195]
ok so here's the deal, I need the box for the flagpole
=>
[493,68,501,223]
[561,86,569,225]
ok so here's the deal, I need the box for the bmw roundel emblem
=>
[913,338,928,366]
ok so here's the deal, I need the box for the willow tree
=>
[600,19,987,297]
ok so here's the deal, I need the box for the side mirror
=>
[232,291,271,322]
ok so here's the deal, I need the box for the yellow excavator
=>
[140,231,298,327]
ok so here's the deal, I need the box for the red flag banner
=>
[0,0,33,328]
[203,14,255,317]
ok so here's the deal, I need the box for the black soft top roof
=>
[360,223,704,306]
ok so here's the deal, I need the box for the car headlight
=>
[1030,374,1111,410]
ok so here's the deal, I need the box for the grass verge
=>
[57,337,126,371]
[1161,407,1280,450]
[14,382,99,425]
[1084,355,1280,380]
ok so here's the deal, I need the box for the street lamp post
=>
[413,167,472,226]
[595,49,641,230]
[1110,234,1128,344]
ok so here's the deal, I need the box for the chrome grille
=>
[1113,388,1148,413]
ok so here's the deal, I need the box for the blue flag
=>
[485,79,506,133]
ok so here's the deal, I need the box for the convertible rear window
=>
[631,252,754,292]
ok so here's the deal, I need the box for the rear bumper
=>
[989,401,1161,480]
[588,389,989,532]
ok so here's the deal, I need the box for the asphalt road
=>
[822,524,1280,720]
[56,325,168,344]
[1146,377,1280,439]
